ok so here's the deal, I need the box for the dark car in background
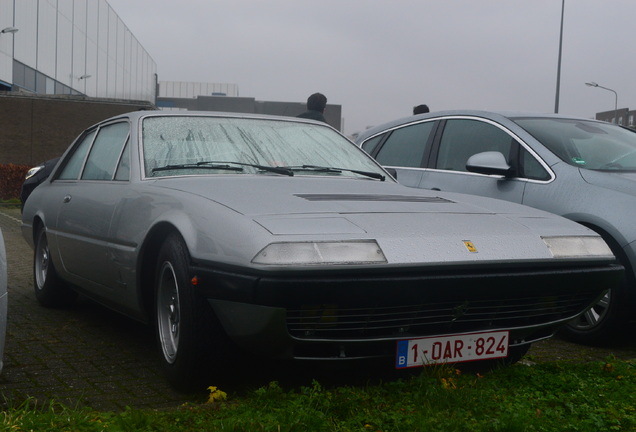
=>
[20,157,60,206]
[356,110,636,345]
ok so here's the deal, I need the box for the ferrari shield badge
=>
[463,240,478,253]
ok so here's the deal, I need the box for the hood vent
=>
[295,194,453,203]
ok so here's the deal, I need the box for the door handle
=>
[431,188,441,191]
[63,195,72,203]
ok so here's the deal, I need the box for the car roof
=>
[355,110,601,143]
[100,110,333,127]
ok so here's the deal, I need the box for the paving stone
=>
[0,208,202,411]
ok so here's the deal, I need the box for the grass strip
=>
[2,358,635,431]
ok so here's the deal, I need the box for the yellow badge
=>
[463,240,478,253]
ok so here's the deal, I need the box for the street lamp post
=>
[585,82,618,124]
[555,0,565,113]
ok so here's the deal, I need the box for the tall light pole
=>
[554,0,565,113]
[585,82,618,124]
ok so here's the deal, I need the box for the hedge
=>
[0,163,30,201]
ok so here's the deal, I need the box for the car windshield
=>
[512,117,636,171]
[142,116,385,179]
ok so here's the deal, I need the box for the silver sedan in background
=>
[357,110,636,344]
[21,111,621,390]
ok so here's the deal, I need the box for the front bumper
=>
[195,262,623,361]
[208,299,563,361]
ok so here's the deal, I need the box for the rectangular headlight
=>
[542,236,614,259]
[252,240,387,265]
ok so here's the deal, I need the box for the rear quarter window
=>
[374,121,435,167]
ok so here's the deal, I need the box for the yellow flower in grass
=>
[207,386,228,403]
[440,377,457,390]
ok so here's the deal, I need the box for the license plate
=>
[396,330,509,369]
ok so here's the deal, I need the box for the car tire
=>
[155,232,235,392]
[560,288,624,345]
[559,229,629,346]
[33,226,77,307]
[505,343,531,364]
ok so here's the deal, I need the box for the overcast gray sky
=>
[107,0,635,135]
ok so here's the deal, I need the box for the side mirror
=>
[466,151,514,177]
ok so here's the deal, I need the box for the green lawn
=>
[3,358,635,431]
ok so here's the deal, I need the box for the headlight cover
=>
[252,240,387,265]
[542,236,614,259]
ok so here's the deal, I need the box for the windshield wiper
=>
[153,163,244,173]
[285,165,385,181]
[152,161,294,176]
[198,161,293,176]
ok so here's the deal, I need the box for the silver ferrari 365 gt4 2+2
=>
[21,111,622,390]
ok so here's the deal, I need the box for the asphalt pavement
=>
[2,205,636,413]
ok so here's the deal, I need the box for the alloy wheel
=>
[157,261,181,364]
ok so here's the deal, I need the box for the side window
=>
[520,147,550,180]
[436,119,515,172]
[374,121,435,167]
[114,141,131,181]
[57,130,97,180]
[82,122,130,180]
[361,134,385,155]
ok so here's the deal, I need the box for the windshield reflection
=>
[513,117,636,171]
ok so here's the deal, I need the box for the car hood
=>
[579,169,636,197]
[149,176,598,265]
[151,176,541,218]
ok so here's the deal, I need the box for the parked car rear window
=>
[57,130,96,180]
[82,122,130,180]
[374,121,434,167]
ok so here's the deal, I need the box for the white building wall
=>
[0,0,156,103]
[84,0,99,97]
[56,6,74,88]
[14,0,38,67]
[0,0,15,86]
[72,0,88,92]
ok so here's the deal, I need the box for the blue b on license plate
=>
[396,330,509,368]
